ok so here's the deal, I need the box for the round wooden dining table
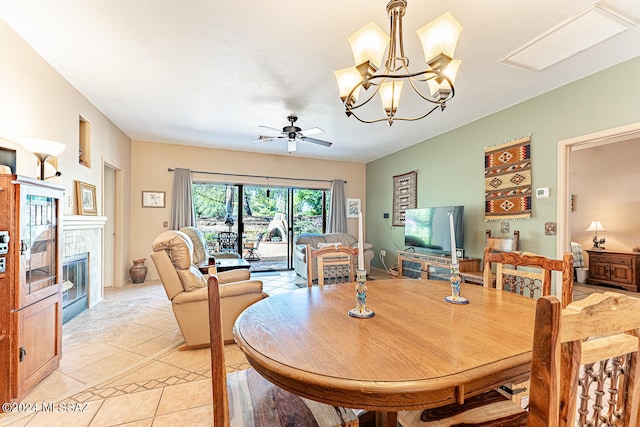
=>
[233,278,537,426]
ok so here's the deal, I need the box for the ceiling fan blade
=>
[299,127,323,137]
[251,135,282,142]
[301,136,332,147]
[258,125,285,135]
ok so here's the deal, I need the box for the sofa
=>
[294,232,373,280]
[151,230,264,348]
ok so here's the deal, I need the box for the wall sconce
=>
[586,220,606,249]
[19,138,65,180]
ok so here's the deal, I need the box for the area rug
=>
[484,136,532,221]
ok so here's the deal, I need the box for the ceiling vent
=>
[501,4,636,71]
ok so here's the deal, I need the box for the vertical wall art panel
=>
[484,136,532,221]
[392,171,417,226]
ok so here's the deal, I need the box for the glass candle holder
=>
[445,263,469,304]
[348,269,375,318]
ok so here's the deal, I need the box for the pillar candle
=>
[358,210,365,269]
[449,212,457,265]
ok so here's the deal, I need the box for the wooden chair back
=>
[207,275,359,426]
[207,275,230,427]
[460,230,519,285]
[486,229,520,252]
[528,293,640,427]
[306,244,358,287]
[483,249,574,308]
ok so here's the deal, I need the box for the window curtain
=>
[170,168,196,229]
[327,179,346,233]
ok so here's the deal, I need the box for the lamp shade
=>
[348,21,390,69]
[379,80,404,115]
[586,221,606,232]
[416,12,463,71]
[19,138,66,156]
[334,66,362,102]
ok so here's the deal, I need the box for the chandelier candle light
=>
[349,210,375,318]
[334,0,463,125]
[445,212,468,304]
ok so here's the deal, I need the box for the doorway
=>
[192,183,328,271]
[556,121,640,297]
[103,163,115,288]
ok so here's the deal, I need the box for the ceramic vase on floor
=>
[130,258,148,284]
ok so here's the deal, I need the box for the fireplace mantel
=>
[63,215,107,230]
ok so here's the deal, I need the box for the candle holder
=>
[348,269,375,318]
[444,263,469,304]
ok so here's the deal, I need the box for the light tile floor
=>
[0,270,633,426]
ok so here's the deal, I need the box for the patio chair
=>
[207,274,359,426]
[217,231,238,253]
[243,232,264,261]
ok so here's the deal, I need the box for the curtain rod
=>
[167,168,345,184]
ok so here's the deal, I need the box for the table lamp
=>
[20,138,65,180]
[586,220,606,249]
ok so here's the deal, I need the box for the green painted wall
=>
[367,55,640,270]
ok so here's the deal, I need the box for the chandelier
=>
[334,0,463,126]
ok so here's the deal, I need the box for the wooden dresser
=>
[586,249,640,292]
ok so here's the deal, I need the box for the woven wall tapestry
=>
[392,171,417,226]
[484,136,532,221]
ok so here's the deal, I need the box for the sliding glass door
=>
[192,182,328,272]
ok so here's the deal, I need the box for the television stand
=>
[397,251,481,281]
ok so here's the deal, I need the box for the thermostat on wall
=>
[536,187,549,198]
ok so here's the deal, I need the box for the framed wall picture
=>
[142,191,166,208]
[75,181,97,215]
[346,198,361,218]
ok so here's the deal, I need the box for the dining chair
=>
[306,244,358,287]
[459,230,520,285]
[207,275,359,427]
[398,292,640,426]
[483,249,574,308]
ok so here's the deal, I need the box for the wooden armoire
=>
[0,174,64,404]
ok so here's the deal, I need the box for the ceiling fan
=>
[255,115,332,152]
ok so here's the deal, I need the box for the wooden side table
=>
[586,249,640,292]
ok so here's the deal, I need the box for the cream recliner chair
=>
[151,230,264,349]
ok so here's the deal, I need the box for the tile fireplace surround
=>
[62,215,107,308]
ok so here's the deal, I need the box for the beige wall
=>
[0,20,132,288]
[132,140,366,280]
[570,138,640,252]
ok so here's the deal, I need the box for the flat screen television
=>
[404,206,464,256]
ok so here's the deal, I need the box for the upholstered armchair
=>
[151,230,264,349]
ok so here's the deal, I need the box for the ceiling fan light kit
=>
[255,115,333,153]
[334,0,463,126]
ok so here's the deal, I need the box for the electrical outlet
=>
[380,250,386,257]
[163,221,168,227]
[383,213,389,219]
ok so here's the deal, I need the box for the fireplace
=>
[62,252,89,324]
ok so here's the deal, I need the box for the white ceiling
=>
[1,1,640,163]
